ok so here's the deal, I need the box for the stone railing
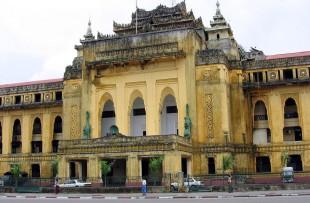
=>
[230,55,310,70]
[0,100,62,110]
[252,141,310,153]
[0,81,63,96]
[58,134,192,154]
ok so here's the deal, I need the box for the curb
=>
[1,193,310,199]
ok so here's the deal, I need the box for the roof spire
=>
[84,19,95,40]
[210,0,228,28]
[216,0,221,16]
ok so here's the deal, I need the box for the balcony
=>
[58,134,192,154]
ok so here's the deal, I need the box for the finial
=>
[216,0,221,16]
[84,18,95,40]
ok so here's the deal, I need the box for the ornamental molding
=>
[0,82,63,96]
[88,42,185,66]
[230,55,310,70]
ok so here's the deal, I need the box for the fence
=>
[2,171,310,189]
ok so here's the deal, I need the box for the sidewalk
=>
[1,189,310,199]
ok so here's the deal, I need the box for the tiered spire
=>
[210,1,229,28]
[84,20,95,40]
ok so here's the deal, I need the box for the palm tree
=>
[100,160,114,187]
[149,156,163,186]
[222,154,235,188]
[52,158,60,178]
[11,162,21,187]
[281,151,291,168]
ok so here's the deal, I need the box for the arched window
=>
[13,119,21,136]
[53,116,62,134]
[33,117,42,134]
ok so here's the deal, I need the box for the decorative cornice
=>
[58,135,192,154]
[0,82,63,96]
[0,100,62,110]
[230,55,310,70]
[196,49,228,66]
[87,42,185,66]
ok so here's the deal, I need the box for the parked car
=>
[171,177,203,191]
[59,179,92,187]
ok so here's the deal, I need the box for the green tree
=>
[149,156,163,186]
[11,162,21,187]
[222,154,235,188]
[281,151,291,168]
[52,158,60,178]
[100,160,114,187]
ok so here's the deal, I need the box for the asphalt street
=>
[1,189,310,200]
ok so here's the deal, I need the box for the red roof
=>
[266,51,310,60]
[0,78,63,89]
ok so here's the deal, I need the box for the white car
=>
[59,179,92,187]
[171,177,203,191]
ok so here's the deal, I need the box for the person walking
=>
[142,179,147,195]
[54,178,60,194]
[228,174,233,193]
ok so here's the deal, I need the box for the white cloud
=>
[0,0,309,84]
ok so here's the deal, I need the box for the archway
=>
[160,95,178,135]
[101,100,116,137]
[130,97,146,136]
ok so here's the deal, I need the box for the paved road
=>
[0,194,310,203]
[1,189,310,200]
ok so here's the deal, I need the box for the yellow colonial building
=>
[0,1,310,183]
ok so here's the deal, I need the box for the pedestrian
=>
[142,179,147,195]
[54,178,60,194]
[228,174,233,193]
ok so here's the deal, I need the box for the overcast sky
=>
[0,0,309,85]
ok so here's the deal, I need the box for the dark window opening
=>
[143,131,146,136]
[31,164,40,178]
[0,122,2,137]
[208,158,216,174]
[52,140,59,153]
[182,158,188,176]
[55,91,62,101]
[166,106,178,114]
[256,156,271,173]
[267,128,271,142]
[0,97,2,105]
[253,72,263,82]
[133,108,146,116]
[102,111,116,118]
[217,34,220,39]
[34,93,41,102]
[11,141,21,154]
[283,69,293,80]
[31,141,42,153]
[53,116,62,133]
[288,155,303,171]
[33,118,42,134]
[0,142,2,154]
[15,96,21,104]
[294,126,302,141]
[284,98,298,118]
[13,119,21,136]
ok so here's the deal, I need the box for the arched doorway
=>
[283,98,302,141]
[130,97,146,136]
[160,95,178,135]
[253,100,269,144]
[101,100,116,137]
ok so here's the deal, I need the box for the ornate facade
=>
[0,1,309,182]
